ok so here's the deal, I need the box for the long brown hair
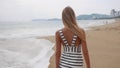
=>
[62,6,85,41]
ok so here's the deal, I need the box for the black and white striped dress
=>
[59,30,83,68]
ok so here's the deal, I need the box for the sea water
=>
[0,19,115,68]
[0,20,115,39]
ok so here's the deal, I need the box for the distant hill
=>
[77,13,111,20]
[32,13,112,21]
[47,18,61,21]
[32,18,61,21]
[32,19,47,21]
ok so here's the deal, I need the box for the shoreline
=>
[38,19,120,68]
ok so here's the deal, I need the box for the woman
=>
[55,6,90,68]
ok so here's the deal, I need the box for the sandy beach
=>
[40,19,120,68]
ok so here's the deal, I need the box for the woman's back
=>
[60,28,81,47]
[58,28,84,68]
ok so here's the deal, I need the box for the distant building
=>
[111,9,116,16]
[111,9,120,17]
[118,11,120,15]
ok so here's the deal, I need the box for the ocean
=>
[0,19,115,68]
[0,19,115,39]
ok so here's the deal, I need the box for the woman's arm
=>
[81,30,91,68]
[55,31,61,68]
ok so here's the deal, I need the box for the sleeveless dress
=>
[59,30,83,68]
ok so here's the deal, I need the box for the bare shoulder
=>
[81,28,85,34]
[55,29,61,37]
[79,28,85,34]
[79,28,86,39]
[55,28,65,34]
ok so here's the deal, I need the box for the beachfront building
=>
[111,9,120,17]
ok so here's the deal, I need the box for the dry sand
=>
[39,19,120,68]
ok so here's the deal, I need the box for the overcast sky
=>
[0,0,120,21]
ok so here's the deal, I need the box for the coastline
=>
[38,19,120,68]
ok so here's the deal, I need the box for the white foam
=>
[0,38,54,68]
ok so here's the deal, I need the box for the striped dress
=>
[59,30,83,68]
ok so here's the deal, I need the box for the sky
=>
[0,0,120,21]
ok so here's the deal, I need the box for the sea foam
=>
[0,38,54,68]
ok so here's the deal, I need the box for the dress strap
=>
[71,35,77,46]
[59,30,69,46]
